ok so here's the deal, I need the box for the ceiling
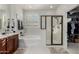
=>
[14,4,60,10]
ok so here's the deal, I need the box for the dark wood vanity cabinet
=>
[0,34,19,54]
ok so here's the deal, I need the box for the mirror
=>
[0,10,9,34]
[0,10,5,30]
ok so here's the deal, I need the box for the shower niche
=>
[41,15,63,45]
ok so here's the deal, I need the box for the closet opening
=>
[67,6,79,50]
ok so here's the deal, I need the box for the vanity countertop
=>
[0,33,19,39]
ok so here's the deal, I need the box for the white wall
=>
[56,4,78,48]
[23,10,56,46]
[23,10,56,35]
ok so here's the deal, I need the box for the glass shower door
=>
[51,16,63,45]
[41,15,63,45]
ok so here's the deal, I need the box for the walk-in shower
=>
[41,15,63,45]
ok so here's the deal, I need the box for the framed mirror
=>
[0,10,9,34]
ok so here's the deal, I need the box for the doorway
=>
[41,15,63,45]
[67,6,79,44]
[67,6,79,53]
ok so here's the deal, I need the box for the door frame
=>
[40,15,63,45]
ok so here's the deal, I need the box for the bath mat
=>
[49,47,69,54]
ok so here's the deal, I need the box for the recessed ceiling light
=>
[50,5,53,8]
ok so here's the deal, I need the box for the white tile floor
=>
[15,35,79,54]
[17,35,50,54]
[67,43,79,54]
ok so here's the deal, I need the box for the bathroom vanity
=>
[0,33,19,54]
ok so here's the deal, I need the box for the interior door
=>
[51,16,63,45]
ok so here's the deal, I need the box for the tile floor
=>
[15,35,50,54]
[14,35,79,54]
[67,43,79,54]
[15,35,63,54]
